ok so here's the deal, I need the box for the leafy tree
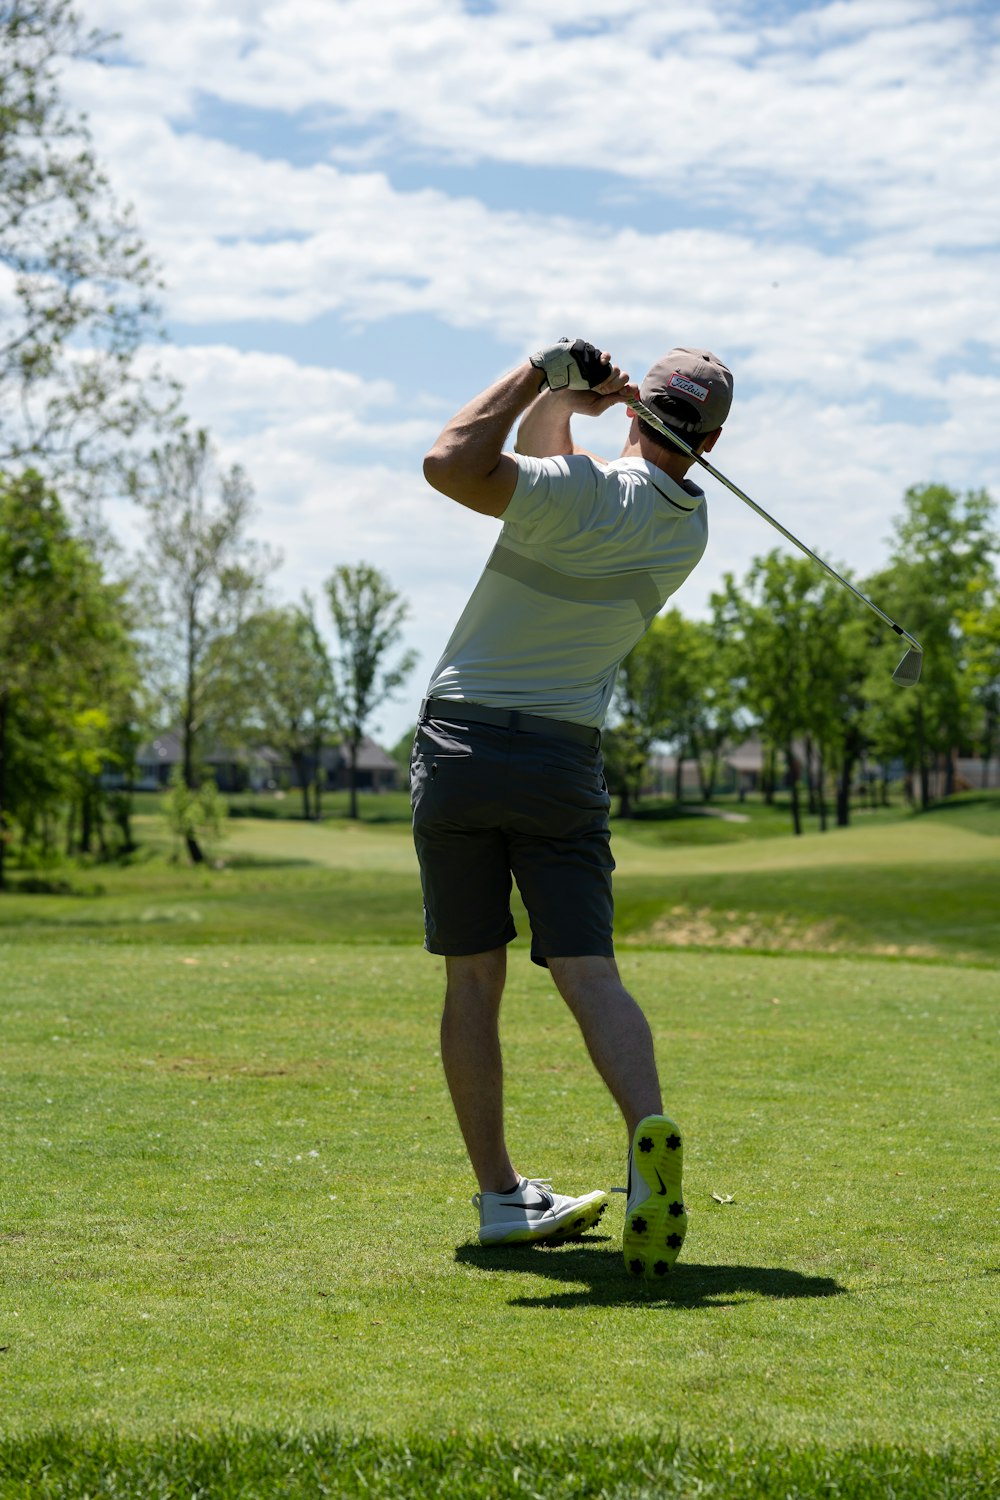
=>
[0,469,136,885]
[325,563,418,820]
[719,553,819,835]
[959,579,1000,787]
[600,720,647,819]
[611,617,675,813]
[0,1,173,492]
[643,611,707,805]
[687,605,746,803]
[232,599,338,820]
[162,767,226,863]
[131,428,276,859]
[864,485,996,807]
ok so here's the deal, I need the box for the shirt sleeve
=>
[502,453,603,546]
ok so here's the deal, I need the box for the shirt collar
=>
[609,457,705,513]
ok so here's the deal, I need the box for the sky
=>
[63,0,1000,749]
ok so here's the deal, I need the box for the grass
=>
[2,797,998,962]
[1,1430,997,1498]
[0,798,997,1494]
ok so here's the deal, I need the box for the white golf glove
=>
[530,338,611,391]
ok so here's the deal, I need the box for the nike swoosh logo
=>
[499,1193,552,1212]
[655,1171,668,1196]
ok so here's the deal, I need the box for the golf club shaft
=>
[625,395,922,653]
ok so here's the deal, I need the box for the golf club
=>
[625,394,924,686]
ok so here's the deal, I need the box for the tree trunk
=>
[945,751,956,798]
[981,710,997,788]
[293,752,312,820]
[182,616,204,861]
[763,743,776,805]
[803,735,817,814]
[674,752,683,806]
[786,742,802,836]
[817,747,828,831]
[113,795,135,854]
[915,701,930,809]
[348,734,360,820]
[836,752,857,828]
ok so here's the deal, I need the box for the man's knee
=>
[547,953,622,1005]
[445,946,507,1003]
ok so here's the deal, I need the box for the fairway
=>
[1,808,998,1495]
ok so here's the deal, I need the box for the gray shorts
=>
[410,702,615,967]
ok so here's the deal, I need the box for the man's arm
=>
[422,362,542,518]
[422,342,632,517]
[514,382,636,463]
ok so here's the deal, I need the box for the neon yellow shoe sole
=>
[623,1114,687,1279]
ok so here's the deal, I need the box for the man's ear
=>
[698,427,723,455]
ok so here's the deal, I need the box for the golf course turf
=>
[0,799,996,1495]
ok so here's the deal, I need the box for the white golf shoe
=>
[473,1176,609,1246]
[622,1114,687,1278]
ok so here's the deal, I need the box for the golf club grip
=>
[625,396,922,651]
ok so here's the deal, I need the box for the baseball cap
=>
[640,348,733,436]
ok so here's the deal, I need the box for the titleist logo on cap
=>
[667,372,710,404]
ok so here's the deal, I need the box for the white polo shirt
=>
[424,451,708,728]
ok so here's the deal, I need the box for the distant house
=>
[320,738,398,793]
[644,737,805,798]
[134,731,283,793]
[134,731,398,794]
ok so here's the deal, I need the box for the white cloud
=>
[60,112,999,423]
[70,0,1000,248]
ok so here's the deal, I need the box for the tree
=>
[162,767,226,864]
[325,564,418,820]
[132,428,276,859]
[685,605,746,803]
[0,469,137,886]
[719,553,818,836]
[233,599,338,820]
[864,486,996,808]
[611,617,676,814]
[0,2,173,494]
[959,579,1000,787]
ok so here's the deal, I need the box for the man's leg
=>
[546,954,663,1138]
[440,947,518,1194]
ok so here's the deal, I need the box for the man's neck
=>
[619,433,702,487]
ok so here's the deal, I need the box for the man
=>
[415,339,733,1277]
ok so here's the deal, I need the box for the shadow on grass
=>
[455,1240,847,1310]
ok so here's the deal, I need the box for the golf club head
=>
[892,647,923,686]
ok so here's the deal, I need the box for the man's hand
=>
[531,338,626,392]
[551,366,639,418]
[516,353,638,460]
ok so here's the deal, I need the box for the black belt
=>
[420,697,600,749]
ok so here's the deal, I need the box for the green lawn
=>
[0,802,997,1495]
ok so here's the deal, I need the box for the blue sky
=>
[65,0,1000,746]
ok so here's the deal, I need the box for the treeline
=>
[0,458,417,887]
[604,483,1000,833]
